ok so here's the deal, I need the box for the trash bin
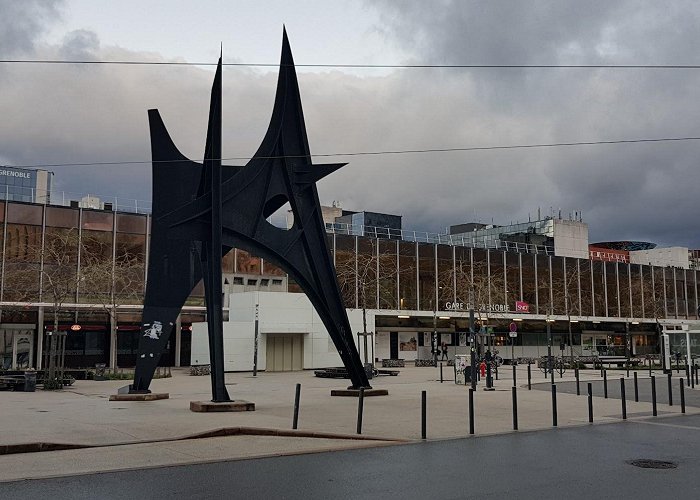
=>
[95,363,107,381]
[23,371,36,392]
[364,363,374,380]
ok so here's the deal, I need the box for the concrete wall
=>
[630,247,690,269]
[553,219,589,259]
[191,291,372,371]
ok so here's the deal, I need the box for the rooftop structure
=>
[447,217,589,259]
[591,241,657,251]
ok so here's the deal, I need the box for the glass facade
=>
[325,233,698,322]
[0,200,698,368]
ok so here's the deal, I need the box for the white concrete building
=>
[630,247,690,269]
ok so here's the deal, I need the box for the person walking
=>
[441,342,448,361]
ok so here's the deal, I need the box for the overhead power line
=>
[6,135,700,169]
[3,59,700,69]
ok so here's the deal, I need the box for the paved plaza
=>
[0,365,697,482]
[4,413,700,500]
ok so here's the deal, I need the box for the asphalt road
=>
[2,414,700,500]
[532,373,700,408]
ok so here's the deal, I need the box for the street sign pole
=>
[509,321,518,366]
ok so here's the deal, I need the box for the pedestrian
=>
[441,342,448,361]
[480,360,486,378]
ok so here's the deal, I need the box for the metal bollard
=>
[421,390,427,439]
[686,364,690,387]
[512,386,518,431]
[575,368,580,396]
[356,388,365,435]
[552,384,558,427]
[680,379,686,414]
[513,365,517,386]
[587,382,593,423]
[468,388,475,435]
[495,365,499,381]
[667,373,673,406]
[651,375,657,417]
[528,363,532,390]
[620,378,627,420]
[633,372,639,402]
[292,383,301,430]
[692,365,695,389]
[440,363,443,383]
[603,369,608,399]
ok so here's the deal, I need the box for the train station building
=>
[0,194,698,373]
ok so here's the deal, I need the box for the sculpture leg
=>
[201,240,230,402]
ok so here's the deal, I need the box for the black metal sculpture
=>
[131,29,371,400]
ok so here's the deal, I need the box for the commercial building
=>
[0,166,53,204]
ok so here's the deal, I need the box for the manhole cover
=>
[627,459,678,469]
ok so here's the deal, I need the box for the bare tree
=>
[4,228,81,388]
[334,237,398,364]
[549,259,582,364]
[438,255,505,323]
[80,244,144,370]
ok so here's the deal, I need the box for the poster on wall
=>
[459,332,467,346]
[441,333,452,345]
[423,332,431,346]
[399,333,417,351]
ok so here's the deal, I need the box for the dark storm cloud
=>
[1,1,698,248]
[368,1,700,247]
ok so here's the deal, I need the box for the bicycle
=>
[538,355,567,376]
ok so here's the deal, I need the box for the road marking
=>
[634,420,700,431]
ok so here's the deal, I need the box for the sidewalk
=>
[0,364,696,481]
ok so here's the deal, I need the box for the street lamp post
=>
[469,307,476,390]
[361,303,369,365]
[625,321,631,377]
[432,300,438,364]
[547,314,554,385]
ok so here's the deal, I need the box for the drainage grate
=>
[627,459,678,469]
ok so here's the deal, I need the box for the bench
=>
[595,356,641,369]
[0,375,26,390]
[381,359,405,368]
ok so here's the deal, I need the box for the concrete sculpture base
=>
[330,388,389,397]
[109,393,169,402]
[190,400,256,412]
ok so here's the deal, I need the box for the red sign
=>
[515,301,529,313]
[509,322,518,333]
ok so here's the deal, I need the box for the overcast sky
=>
[1,0,699,247]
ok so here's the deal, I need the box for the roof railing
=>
[325,222,554,255]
